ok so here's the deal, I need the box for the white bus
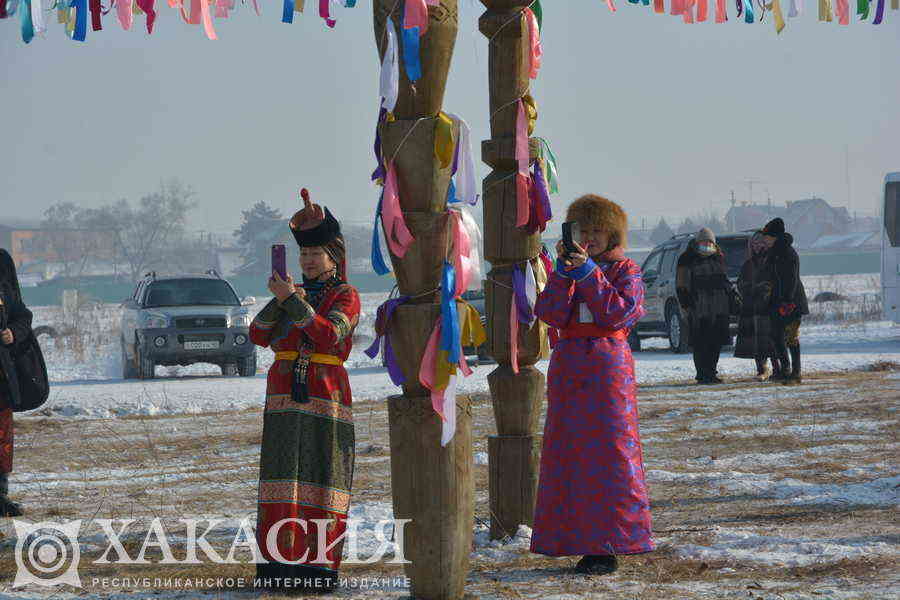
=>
[883,172,900,324]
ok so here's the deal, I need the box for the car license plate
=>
[184,341,220,350]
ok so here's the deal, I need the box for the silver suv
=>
[632,232,750,353]
[120,271,257,379]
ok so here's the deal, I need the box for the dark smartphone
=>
[271,244,287,280]
[561,221,581,256]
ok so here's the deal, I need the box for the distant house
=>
[807,231,880,252]
[724,197,852,248]
[0,225,118,278]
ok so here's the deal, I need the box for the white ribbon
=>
[31,0,46,35]
[440,374,458,447]
[446,112,478,206]
[525,260,537,328]
[380,21,399,113]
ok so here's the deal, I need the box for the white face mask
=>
[697,242,716,256]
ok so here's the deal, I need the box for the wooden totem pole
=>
[373,2,473,599]
[478,0,547,540]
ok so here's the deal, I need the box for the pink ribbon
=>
[671,0,686,13]
[451,210,473,298]
[382,164,415,258]
[420,319,444,417]
[683,0,696,20]
[523,7,542,79]
[320,0,335,27]
[835,0,849,22]
[215,0,229,19]
[606,0,618,11]
[515,100,531,228]
[697,0,709,20]
[404,0,428,34]
[715,0,728,21]
[116,0,133,30]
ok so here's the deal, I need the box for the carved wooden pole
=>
[373,3,473,599]
[478,0,546,540]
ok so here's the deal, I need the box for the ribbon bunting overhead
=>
[4,0,895,42]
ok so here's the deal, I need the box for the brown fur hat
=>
[565,195,628,249]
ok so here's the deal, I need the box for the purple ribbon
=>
[364,295,409,385]
[533,161,553,224]
[512,264,534,325]
[873,0,884,23]
[371,107,387,183]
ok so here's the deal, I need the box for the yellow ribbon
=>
[294,0,305,11]
[533,257,551,359]
[434,112,455,169]
[57,7,67,23]
[767,0,785,32]
[892,0,897,9]
[819,0,834,20]
[273,351,344,366]
[433,300,488,392]
[523,93,538,136]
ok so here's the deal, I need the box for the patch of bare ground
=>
[0,369,897,598]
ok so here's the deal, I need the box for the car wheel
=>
[121,341,138,380]
[138,344,156,379]
[221,363,239,376]
[627,330,642,353]
[237,352,257,377]
[476,344,494,364]
[666,305,691,354]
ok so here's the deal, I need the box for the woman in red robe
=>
[250,193,360,593]
[531,195,654,575]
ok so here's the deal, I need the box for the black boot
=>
[783,344,802,385]
[0,473,22,518]
[575,554,618,575]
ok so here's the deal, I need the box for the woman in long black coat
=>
[676,228,733,384]
[0,249,29,516]
[734,232,777,380]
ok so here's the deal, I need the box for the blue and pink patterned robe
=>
[530,257,655,557]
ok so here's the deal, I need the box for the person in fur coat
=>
[531,195,654,576]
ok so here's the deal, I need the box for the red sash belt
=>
[558,323,629,341]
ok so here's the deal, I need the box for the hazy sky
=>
[2,1,898,235]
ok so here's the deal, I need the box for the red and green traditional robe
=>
[249,280,360,583]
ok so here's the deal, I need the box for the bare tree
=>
[94,179,197,280]
[39,202,115,279]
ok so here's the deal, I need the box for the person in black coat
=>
[760,218,809,384]
[676,228,734,384]
[0,249,29,516]
[734,232,777,380]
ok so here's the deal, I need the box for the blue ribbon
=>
[743,0,754,22]
[344,0,357,5]
[20,0,32,43]
[69,0,87,41]
[447,178,457,205]
[371,193,392,276]
[8,0,20,17]
[400,25,422,83]
[512,264,534,324]
[282,0,293,23]
[440,262,460,365]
